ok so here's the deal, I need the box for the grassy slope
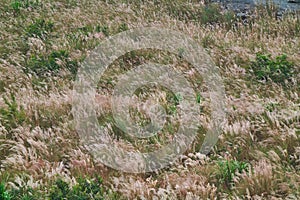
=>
[0,0,299,199]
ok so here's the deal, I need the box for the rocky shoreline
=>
[211,0,300,12]
[210,0,300,21]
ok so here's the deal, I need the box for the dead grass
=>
[0,0,299,199]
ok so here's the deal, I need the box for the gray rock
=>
[288,0,300,3]
[212,0,300,11]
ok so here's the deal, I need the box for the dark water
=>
[212,0,300,11]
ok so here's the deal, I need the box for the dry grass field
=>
[0,0,299,199]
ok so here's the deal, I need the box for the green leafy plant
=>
[25,19,54,39]
[10,0,22,13]
[265,102,280,112]
[10,0,39,14]
[174,93,182,105]
[77,25,94,36]
[0,182,11,200]
[8,186,39,200]
[10,0,40,12]
[118,23,128,32]
[49,177,105,200]
[217,160,249,187]
[196,93,201,104]
[25,50,78,77]
[0,81,5,93]
[0,93,26,130]
[165,92,182,115]
[96,25,109,37]
[250,53,294,85]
